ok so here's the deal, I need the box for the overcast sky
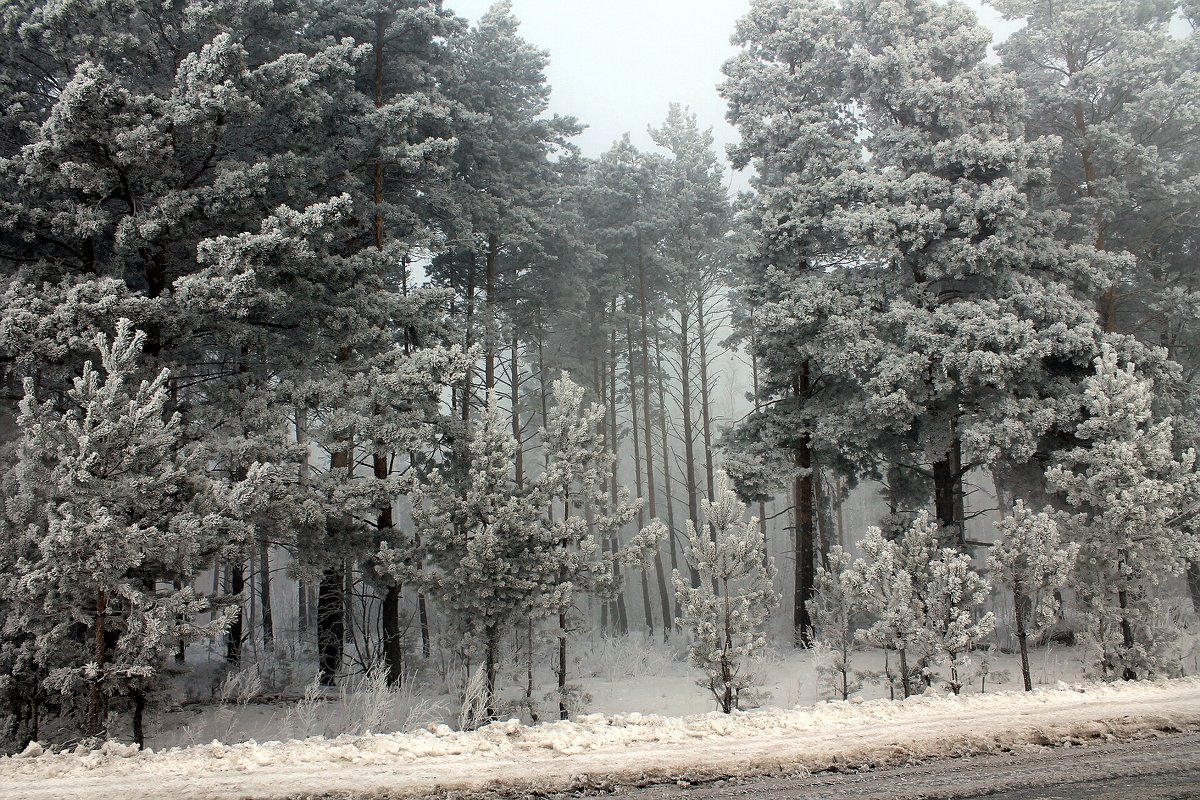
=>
[446,0,1023,179]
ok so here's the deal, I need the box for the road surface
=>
[607,731,1200,800]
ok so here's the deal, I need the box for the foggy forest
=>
[1,0,1200,796]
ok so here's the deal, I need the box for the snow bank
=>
[4,678,1200,799]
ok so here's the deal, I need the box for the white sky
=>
[446,0,1024,178]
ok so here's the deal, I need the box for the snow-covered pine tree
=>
[397,393,549,722]
[988,500,1079,691]
[995,0,1200,608]
[921,544,994,695]
[722,0,1107,568]
[1,320,241,746]
[845,527,924,698]
[1047,345,1200,680]
[809,546,861,700]
[674,473,778,714]
[535,374,640,720]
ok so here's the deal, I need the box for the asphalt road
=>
[602,731,1200,800]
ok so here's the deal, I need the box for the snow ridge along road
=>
[3,678,1200,800]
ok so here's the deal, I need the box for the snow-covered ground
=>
[4,677,1200,800]
[129,634,1104,750]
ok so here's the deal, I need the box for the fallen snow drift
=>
[4,678,1200,800]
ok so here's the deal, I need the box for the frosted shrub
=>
[848,512,993,696]
[988,501,1078,690]
[674,473,778,714]
[845,527,924,698]
[809,547,862,700]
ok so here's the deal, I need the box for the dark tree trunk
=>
[382,584,403,686]
[317,563,346,686]
[87,590,107,737]
[226,563,245,664]
[418,593,431,659]
[259,540,273,653]
[1013,582,1032,691]
[793,365,815,648]
[132,690,146,750]
[678,298,702,589]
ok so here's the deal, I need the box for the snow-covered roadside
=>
[4,678,1200,800]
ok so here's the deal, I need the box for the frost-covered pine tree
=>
[847,511,992,696]
[1,321,239,745]
[845,527,924,698]
[674,473,778,714]
[722,0,1107,555]
[809,546,861,700]
[922,548,995,695]
[535,374,641,721]
[988,501,1079,690]
[389,393,552,721]
[1047,345,1200,680]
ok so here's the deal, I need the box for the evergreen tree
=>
[1,320,241,745]
[722,0,1107,563]
[674,473,778,714]
[844,526,923,699]
[988,500,1078,690]
[1047,345,1200,679]
[809,546,861,700]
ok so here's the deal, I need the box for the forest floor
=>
[130,632,1133,750]
[4,640,1200,800]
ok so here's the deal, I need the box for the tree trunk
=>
[654,330,684,586]
[607,309,629,635]
[793,365,815,648]
[462,250,476,423]
[932,425,966,548]
[317,439,352,685]
[418,593,431,659]
[484,628,498,724]
[226,563,245,664]
[1187,562,1200,616]
[750,315,770,569]
[485,233,500,393]
[132,690,145,750]
[627,316,655,635]
[296,406,311,638]
[636,263,672,636]
[511,335,523,486]
[87,589,107,737]
[317,563,345,686]
[259,539,273,653]
[1013,582,1032,691]
[678,298,702,589]
[695,286,717,506]
[173,578,186,664]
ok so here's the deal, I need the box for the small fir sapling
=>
[845,527,924,699]
[1047,345,1200,680]
[987,501,1079,690]
[809,546,862,700]
[674,473,778,714]
[922,546,995,694]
